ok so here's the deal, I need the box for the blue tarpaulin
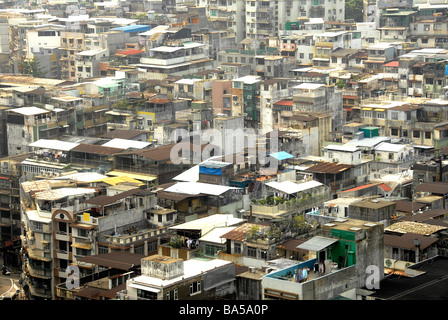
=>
[199,166,222,175]
[269,151,294,161]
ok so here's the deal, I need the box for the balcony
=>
[251,192,330,218]
[141,53,207,66]
[28,282,52,299]
[55,250,70,260]
[100,225,171,248]
[25,260,52,279]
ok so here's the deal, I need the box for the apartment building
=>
[6,106,56,156]
[20,172,161,300]
[259,78,291,134]
[137,42,213,79]
[26,25,64,59]
[261,218,384,300]
[207,0,245,44]
[292,83,343,134]
[74,48,109,81]
[60,31,88,81]
[124,255,236,300]
[0,153,27,268]
[231,75,262,128]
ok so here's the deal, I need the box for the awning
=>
[71,242,92,250]
[362,107,372,111]
[375,108,385,112]
[296,236,338,252]
[129,283,161,293]
[106,170,157,182]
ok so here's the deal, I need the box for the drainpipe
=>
[414,239,421,263]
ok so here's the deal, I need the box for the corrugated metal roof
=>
[77,251,146,270]
[83,187,142,206]
[415,182,448,194]
[384,232,438,250]
[306,162,353,174]
[395,200,426,213]
[72,143,124,155]
[265,180,324,195]
[296,236,338,252]
[269,151,294,161]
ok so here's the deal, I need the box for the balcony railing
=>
[100,225,172,247]
[251,193,329,216]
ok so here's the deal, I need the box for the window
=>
[391,112,398,120]
[137,289,157,300]
[98,245,108,254]
[78,229,88,237]
[425,131,431,139]
[391,128,399,136]
[261,250,267,260]
[234,242,241,254]
[77,248,89,256]
[34,221,43,231]
[376,112,385,119]
[413,130,420,138]
[247,246,257,258]
[190,281,201,295]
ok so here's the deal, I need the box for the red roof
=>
[341,183,377,192]
[383,61,399,68]
[115,49,144,56]
[379,183,392,192]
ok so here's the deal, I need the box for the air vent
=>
[349,227,361,231]
[324,223,336,227]
[363,223,377,227]
[334,218,348,223]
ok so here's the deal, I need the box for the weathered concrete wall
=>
[237,276,262,300]
[301,266,358,300]
[97,208,146,233]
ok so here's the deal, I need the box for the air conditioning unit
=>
[332,158,339,163]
